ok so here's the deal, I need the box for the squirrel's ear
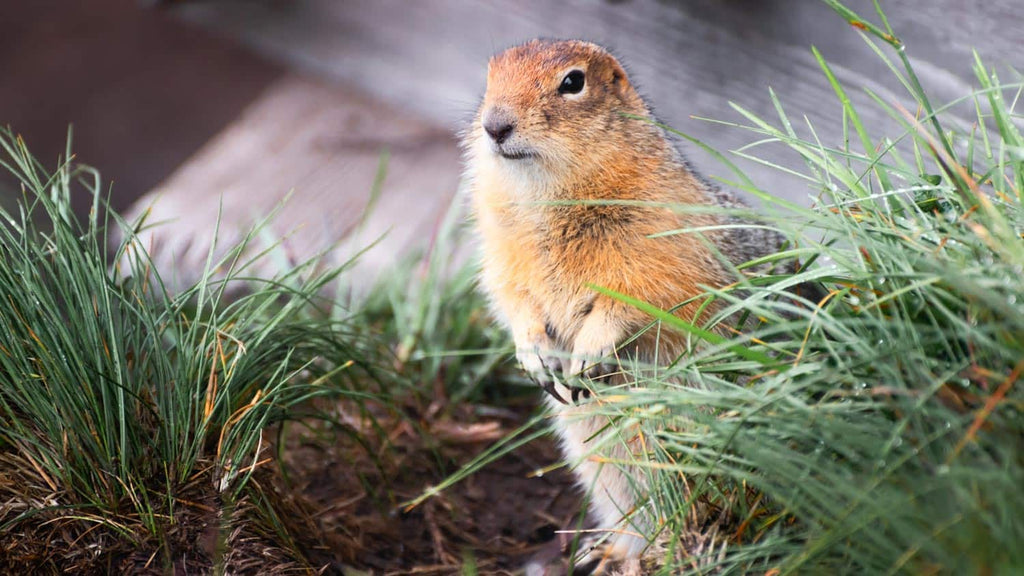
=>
[607,60,632,98]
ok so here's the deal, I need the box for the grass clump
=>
[579,3,1023,573]
[0,129,384,573]
[358,200,515,407]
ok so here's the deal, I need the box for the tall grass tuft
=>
[0,128,383,570]
[580,2,1023,573]
[358,198,515,406]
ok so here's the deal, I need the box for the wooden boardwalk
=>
[127,0,1021,288]
[126,74,461,292]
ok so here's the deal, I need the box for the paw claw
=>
[569,386,592,404]
[536,376,569,405]
[519,349,571,404]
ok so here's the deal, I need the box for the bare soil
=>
[281,396,585,575]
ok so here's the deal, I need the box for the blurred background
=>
[2,0,1018,287]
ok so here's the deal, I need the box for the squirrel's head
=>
[470,39,651,179]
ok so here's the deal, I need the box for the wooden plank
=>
[125,74,461,292]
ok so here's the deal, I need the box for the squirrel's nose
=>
[483,109,515,145]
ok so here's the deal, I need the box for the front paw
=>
[517,346,567,383]
[517,347,571,404]
[564,344,619,382]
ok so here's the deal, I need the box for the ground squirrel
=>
[464,39,785,570]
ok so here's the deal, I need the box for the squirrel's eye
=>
[558,70,585,95]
